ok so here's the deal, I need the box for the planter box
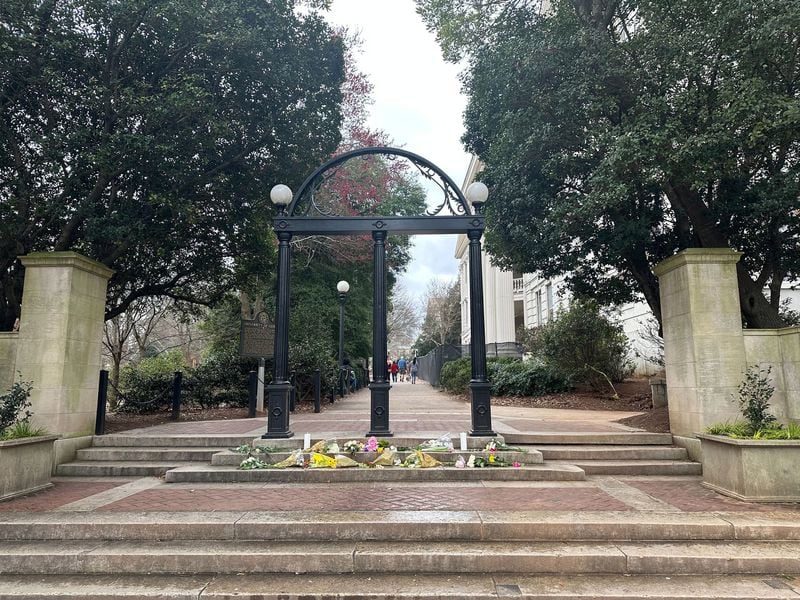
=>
[697,433,800,502]
[0,435,58,501]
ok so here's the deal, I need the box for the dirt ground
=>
[105,379,669,434]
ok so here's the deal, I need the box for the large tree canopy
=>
[0,0,346,330]
[418,0,800,328]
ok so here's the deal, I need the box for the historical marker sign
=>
[240,311,275,358]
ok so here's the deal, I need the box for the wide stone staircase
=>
[5,430,800,597]
[1,510,799,598]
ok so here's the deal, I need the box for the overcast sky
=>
[325,0,470,302]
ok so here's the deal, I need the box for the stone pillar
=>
[15,252,113,437]
[653,249,746,436]
[493,269,516,349]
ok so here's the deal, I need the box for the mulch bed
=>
[477,379,671,433]
[103,399,331,434]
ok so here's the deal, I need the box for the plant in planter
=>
[698,366,800,502]
[0,379,58,501]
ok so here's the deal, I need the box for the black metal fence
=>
[416,342,523,387]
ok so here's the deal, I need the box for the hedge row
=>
[439,357,570,397]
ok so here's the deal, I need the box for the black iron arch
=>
[287,146,472,218]
[263,147,494,441]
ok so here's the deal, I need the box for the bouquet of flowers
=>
[308,452,338,469]
[402,450,442,468]
[369,448,398,467]
[343,440,364,454]
[483,439,524,452]
[467,453,510,468]
[239,456,269,470]
[417,434,454,452]
[271,449,305,469]
[334,454,361,468]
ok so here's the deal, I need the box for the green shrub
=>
[734,365,777,432]
[439,357,570,397]
[490,360,570,397]
[439,358,472,395]
[191,349,256,408]
[0,379,33,437]
[117,350,187,414]
[530,300,633,390]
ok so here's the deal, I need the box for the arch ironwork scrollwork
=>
[287,146,472,218]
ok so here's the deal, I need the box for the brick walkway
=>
[3,476,800,516]
[5,383,798,518]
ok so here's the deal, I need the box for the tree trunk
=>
[664,181,786,329]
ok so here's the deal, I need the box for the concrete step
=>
[76,447,221,462]
[211,448,543,467]
[548,459,702,476]
[2,540,800,575]
[3,510,800,542]
[92,435,256,448]
[533,445,688,461]
[163,463,586,483]
[0,573,797,599]
[504,432,673,446]
[56,461,199,477]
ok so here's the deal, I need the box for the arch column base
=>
[367,381,393,437]
[469,381,496,437]
[262,383,293,439]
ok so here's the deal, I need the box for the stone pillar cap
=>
[653,248,742,278]
[18,251,115,280]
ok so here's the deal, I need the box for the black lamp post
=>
[464,181,496,437]
[263,183,294,439]
[337,279,349,396]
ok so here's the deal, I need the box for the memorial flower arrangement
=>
[235,435,526,470]
[416,434,454,452]
[342,440,364,454]
[483,439,523,452]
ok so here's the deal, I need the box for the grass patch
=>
[0,421,48,441]
[705,420,800,440]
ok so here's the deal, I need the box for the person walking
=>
[390,360,399,382]
[397,356,407,382]
[410,357,418,384]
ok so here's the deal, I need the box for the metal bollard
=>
[95,370,109,435]
[248,370,258,418]
[170,371,182,421]
[313,369,321,413]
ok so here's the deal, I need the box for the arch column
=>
[467,228,495,436]
[263,230,293,439]
[368,230,392,436]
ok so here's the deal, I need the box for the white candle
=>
[303,433,311,449]
[460,432,468,451]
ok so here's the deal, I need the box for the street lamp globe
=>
[465,181,489,208]
[270,184,293,207]
[337,280,350,294]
